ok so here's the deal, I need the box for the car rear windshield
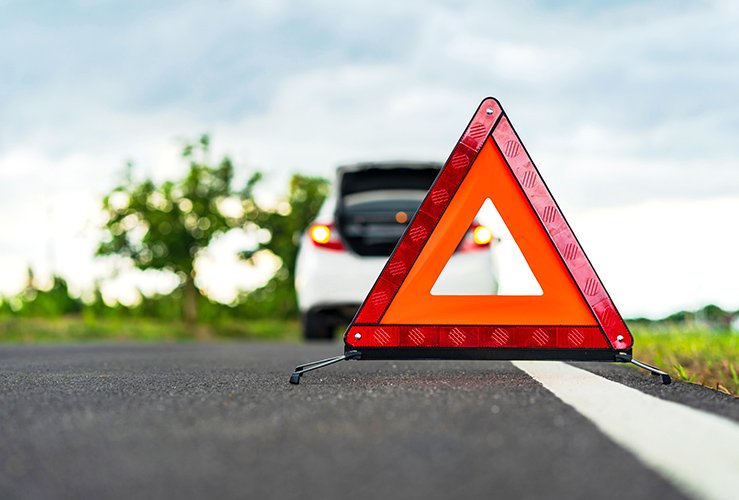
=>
[336,166,440,256]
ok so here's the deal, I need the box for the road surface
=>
[0,342,737,500]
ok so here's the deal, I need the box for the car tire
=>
[302,311,335,340]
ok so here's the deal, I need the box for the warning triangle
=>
[345,97,633,361]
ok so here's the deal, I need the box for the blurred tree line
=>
[0,135,329,325]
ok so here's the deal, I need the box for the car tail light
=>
[458,223,493,252]
[472,225,493,245]
[308,223,345,251]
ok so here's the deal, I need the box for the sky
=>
[0,0,737,318]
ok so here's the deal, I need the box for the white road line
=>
[512,361,739,500]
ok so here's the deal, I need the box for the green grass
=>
[630,325,738,396]
[0,316,301,343]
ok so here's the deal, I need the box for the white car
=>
[295,162,499,339]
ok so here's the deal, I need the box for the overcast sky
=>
[1,0,737,317]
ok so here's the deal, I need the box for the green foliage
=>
[240,174,330,317]
[245,174,329,278]
[20,277,82,317]
[97,134,261,322]
[7,269,82,318]
[674,364,694,383]
[91,147,329,323]
[94,135,327,323]
[629,304,737,332]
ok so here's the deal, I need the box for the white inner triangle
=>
[431,198,543,296]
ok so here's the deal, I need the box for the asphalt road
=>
[0,342,736,500]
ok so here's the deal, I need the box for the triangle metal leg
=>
[289,350,361,385]
[615,353,672,384]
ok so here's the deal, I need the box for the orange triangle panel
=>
[345,98,633,359]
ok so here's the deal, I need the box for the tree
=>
[97,135,259,323]
[241,174,329,316]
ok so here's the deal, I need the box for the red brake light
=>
[308,223,345,251]
[472,225,493,245]
[458,223,493,252]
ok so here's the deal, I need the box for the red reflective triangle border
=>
[346,97,633,353]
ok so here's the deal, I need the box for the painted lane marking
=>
[512,361,739,500]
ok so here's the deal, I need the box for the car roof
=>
[335,161,443,199]
[336,161,442,175]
